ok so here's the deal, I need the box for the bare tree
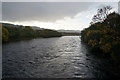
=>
[90,6,112,24]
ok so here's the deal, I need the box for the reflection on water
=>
[2,36,118,78]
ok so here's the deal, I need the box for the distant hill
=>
[31,26,44,30]
[2,23,23,28]
[58,30,80,33]
[57,30,81,36]
[2,23,44,30]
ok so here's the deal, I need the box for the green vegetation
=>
[81,6,120,63]
[2,23,62,43]
[58,30,80,36]
[60,32,80,36]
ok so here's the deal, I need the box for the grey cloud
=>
[2,2,94,22]
[2,0,120,2]
[0,2,2,20]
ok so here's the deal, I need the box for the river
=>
[2,36,119,79]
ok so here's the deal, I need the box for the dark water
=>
[2,36,119,79]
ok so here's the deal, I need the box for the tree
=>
[2,27,9,42]
[90,6,112,24]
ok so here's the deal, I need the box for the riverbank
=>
[2,23,62,43]
[81,12,120,65]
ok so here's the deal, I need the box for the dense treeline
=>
[2,23,62,43]
[61,32,80,36]
[81,6,120,63]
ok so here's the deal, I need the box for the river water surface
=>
[2,36,118,79]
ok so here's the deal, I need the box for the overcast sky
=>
[2,2,118,30]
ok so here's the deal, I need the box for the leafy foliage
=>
[81,6,120,63]
[2,27,9,42]
[2,23,62,42]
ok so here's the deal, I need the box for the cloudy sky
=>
[1,2,118,30]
